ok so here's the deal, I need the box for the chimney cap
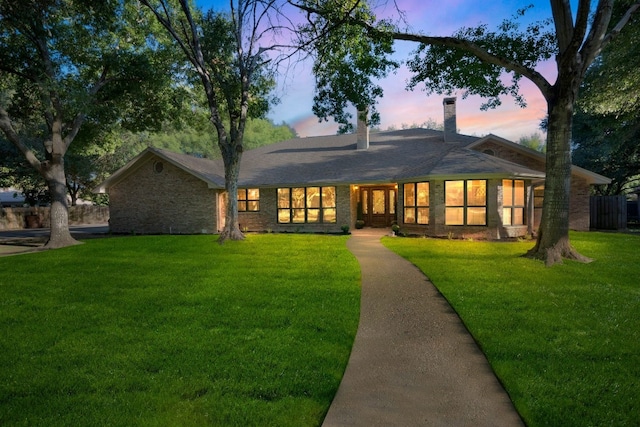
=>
[443,97,456,105]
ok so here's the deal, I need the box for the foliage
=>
[140,0,283,241]
[578,1,640,117]
[0,0,181,246]
[295,0,399,132]
[517,132,546,153]
[572,4,640,195]
[383,232,640,426]
[0,234,360,425]
[406,7,555,110]
[572,106,640,195]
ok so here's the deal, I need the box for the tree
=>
[0,0,178,248]
[571,2,640,195]
[304,1,398,133]
[518,133,546,153]
[294,0,640,265]
[572,105,640,195]
[139,0,282,242]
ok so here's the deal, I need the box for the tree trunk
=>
[526,95,591,266]
[43,156,80,249]
[218,149,245,243]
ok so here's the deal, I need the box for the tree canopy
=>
[0,0,180,247]
[571,2,640,195]
[140,0,285,242]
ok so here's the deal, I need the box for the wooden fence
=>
[590,195,627,230]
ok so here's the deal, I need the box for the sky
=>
[196,1,561,141]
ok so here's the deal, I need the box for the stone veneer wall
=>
[109,157,218,234]
[473,140,592,232]
[238,185,352,233]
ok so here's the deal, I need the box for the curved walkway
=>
[323,229,523,426]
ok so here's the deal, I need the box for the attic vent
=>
[153,161,164,174]
[483,149,495,156]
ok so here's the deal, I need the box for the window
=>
[445,180,486,225]
[277,187,336,223]
[238,188,260,212]
[403,182,429,224]
[502,180,525,225]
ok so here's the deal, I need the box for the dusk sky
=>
[196,1,565,141]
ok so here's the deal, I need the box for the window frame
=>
[403,182,430,225]
[445,180,487,226]
[238,188,260,212]
[502,179,526,226]
[277,186,337,224]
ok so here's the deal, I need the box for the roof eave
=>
[469,134,612,185]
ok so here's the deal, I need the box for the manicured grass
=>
[0,234,360,426]
[383,232,640,426]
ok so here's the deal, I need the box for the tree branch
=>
[390,30,553,99]
[0,106,42,172]
[551,0,575,54]
[601,1,640,49]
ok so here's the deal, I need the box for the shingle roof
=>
[238,128,545,186]
[96,128,572,192]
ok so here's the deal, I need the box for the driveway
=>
[0,224,109,255]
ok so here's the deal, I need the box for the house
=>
[95,98,610,239]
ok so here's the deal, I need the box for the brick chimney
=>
[356,108,369,150]
[443,97,457,142]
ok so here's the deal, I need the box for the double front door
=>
[360,185,397,227]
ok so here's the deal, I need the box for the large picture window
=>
[238,188,260,212]
[404,182,429,224]
[445,180,486,226]
[502,179,525,225]
[277,187,337,224]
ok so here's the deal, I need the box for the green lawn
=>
[383,232,640,427]
[0,234,360,426]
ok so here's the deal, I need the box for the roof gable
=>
[468,134,611,185]
[94,147,225,193]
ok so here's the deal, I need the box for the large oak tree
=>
[294,0,640,265]
[0,0,178,248]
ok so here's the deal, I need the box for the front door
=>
[360,186,397,227]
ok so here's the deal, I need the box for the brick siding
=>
[238,185,351,233]
[109,157,218,234]
[473,140,592,232]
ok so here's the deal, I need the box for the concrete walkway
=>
[322,229,523,427]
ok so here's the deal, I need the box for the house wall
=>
[237,185,352,233]
[398,178,531,239]
[109,157,218,234]
[472,140,592,232]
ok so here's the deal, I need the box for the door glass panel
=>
[389,190,395,214]
[362,190,368,215]
[372,190,385,214]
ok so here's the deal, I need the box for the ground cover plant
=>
[383,232,640,426]
[0,235,360,426]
